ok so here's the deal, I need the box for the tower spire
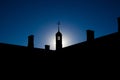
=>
[56,21,62,50]
[57,21,60,32]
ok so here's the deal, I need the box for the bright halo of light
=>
[62,35,70,47]
[40,23,74,50]
[48,34,70,50]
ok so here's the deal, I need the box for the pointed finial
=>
[57,21,61,32]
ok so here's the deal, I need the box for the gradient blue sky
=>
[0,0,120,50]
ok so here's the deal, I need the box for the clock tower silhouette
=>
[56,21,62,50]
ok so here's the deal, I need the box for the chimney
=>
[45,45,50,51]
[118,17,120,33]
[87,30,94,42]
[28,35,34,48]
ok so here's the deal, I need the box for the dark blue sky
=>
[0,0,120,49]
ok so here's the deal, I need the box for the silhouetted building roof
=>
[0,17,120,67]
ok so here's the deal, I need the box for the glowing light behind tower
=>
[35,21,86,50]
[36,22,76,50]
[48,32,71,50]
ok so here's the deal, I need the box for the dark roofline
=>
[63,32,119,49]
[0,42,27,48]
[0,42,55,51]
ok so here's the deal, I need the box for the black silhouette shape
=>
[118,17,120,33]
[86,30,94,42]
[56,21,62,51]
[28,35,34,48]
[0,17,120,70]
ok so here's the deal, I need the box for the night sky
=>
[0,0,120,50]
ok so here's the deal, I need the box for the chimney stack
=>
[45,45,50,51]
[87,30,94,42]
[28,35,34,48]
[118,17,120,33]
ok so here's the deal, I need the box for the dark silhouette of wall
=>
[0,17,120,71]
